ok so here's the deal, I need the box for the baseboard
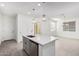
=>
[1,39,16,43]
[17,40,23,43]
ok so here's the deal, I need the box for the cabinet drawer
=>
[29,40,38,56]
[23,36,30,55]
[23,36,39,56]
[23,41,28,48]
[23,36,27,42]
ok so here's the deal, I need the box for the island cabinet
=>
[23,36,38,56]
[23,36,56,56]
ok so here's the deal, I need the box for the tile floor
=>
[0,38,79,56]
[0,39,27,56]
[55,38,79,56]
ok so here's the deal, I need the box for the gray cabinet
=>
[23,36,30,55]
[29,40,38,56]
[23,36,38,56]
[23,36,56,56]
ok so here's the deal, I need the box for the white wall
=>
[57,18,79,39]
[17,14,34,43]
[17,14,79,41]
[40,18,50,35]
[0,13,3,44]
[17,14,51,42]
[0,14,17,43]
[3,15,17,41]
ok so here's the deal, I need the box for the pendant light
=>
[42,14,46,21]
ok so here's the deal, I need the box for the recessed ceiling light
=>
[27,12,31,15]
[37,3,41,6]
[0,3,5,7]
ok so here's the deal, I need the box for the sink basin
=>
[27,35,35,38]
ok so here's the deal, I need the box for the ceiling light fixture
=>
[37,3,41,6]
[0,3,5,7]
[32,8,35,11]
[27,12,31,15]
[42,14,46,21]
[42,17,46,21]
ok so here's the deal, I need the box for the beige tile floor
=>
[0,38,79,56]
[55,38,79,56]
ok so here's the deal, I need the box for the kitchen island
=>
[23,35,57,56]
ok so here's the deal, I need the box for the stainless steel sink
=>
[27,35,35,38]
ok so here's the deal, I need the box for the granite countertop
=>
[23,34,57,46]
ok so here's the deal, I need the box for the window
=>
[63,21,76,31]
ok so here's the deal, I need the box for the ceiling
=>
[0,2,79,18]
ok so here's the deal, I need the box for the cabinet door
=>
[23,36,30,55]
[29,40,38,56]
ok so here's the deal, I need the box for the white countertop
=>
[23,34,57,46]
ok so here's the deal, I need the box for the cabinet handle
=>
[25,42,27,44]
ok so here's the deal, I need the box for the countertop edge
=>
[23,35,57,46]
